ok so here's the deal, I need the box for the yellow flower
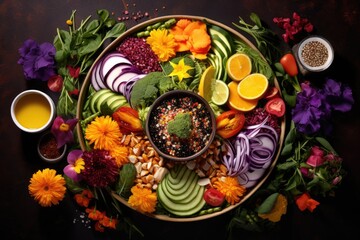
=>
[66,19,73,26]
[213,176,246,205]
[258,194,288,222]
[110,145,129,167]
[168,58,193,81]
[28,168,66,207]
[146,29,177,62]
[85,116,122,150]
[128,185,157,213]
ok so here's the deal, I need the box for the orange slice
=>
[227,81,257,112]
[198,66,216,102]
[226,53,252,81]
[237,73,268,100]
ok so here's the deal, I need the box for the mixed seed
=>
[148,95,213,157]
[301,40,329,67]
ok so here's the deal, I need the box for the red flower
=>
[68,88,79,97]
[99,215,118,229]
[67,65,80,78]
[86,207,105,221]
[273,12,314,44]
[74,189,94,207]
[295,192,320,212]
[81,149,119,187]
[306,146,325,167]
[94,221,105,232]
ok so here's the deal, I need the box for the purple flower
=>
[320,78,354,112]
[17,39,56,81]
[292,79,354,135]
[291,82,325,134]
[64,150,84,182]
[51,116,78,148]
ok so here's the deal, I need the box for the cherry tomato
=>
[203,188,225,207]
[265,97,286,117]
[112,106,143,134]
[280,53,298,77]
[216,110,245,139]
[47,75,63,92]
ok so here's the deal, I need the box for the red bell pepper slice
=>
[112,106,143,134]
[216,109,245,139]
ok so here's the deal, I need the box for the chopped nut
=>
[153,167,168,182]
[128,155,137,163]
[140,170,149,177]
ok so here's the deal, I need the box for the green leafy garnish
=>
[54,9,126,117]
[233,12,281,64]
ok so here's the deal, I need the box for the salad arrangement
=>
[21,10,353,236]
[74,14,285,219]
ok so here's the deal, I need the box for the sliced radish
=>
[112,71,140,93]
[123,74,146,101]
[91,62,101,91]
[105,64,133,91]
[100,52,132,79]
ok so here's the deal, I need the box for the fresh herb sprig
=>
[233,12,281,64]
[54,9,126,117]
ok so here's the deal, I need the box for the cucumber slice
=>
[212,35,231,58]
[165,170,197,194]
[157,182,206,216]
[90,89,112,113]
[109,97,128,111]
[163,177,201,204]
[96,92,116,113]
[168,165,188,185]
[209,25,234,53]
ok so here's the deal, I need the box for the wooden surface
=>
[1,0,359,239]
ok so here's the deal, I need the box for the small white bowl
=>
[37,131,67,163]
[10,90,55,133]
[297,35,334,72]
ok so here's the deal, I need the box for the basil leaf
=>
[315,137,337,154]
[103,22,126,40]
[78,35,102,56]
[97,9,110,22]
[257,193,279,214]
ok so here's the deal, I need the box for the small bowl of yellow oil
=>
[10,89,56,133]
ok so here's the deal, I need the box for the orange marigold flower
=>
[146,29,177,62]
[86,207,105,221]
[258,194,288,222]
[110,145,129,167]
[28,168,66,207]
[295,192,320,212]
[85,116,122,150]
[128,185,157,213]
[213,176,246,205]
[170,20,211,59]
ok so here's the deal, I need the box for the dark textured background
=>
[1,0,359,239]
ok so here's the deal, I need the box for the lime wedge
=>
[211,80,229,105]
